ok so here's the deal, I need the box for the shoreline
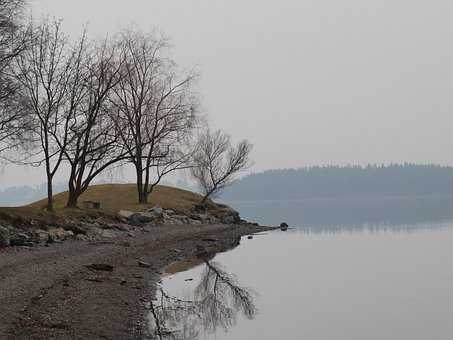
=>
[0,222,275,339]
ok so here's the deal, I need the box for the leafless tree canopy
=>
[0,0,28,154]
[0,10,252,209]
[63,38,127,207]
[111,30,199,204]
[191,129,252,204]
[13,20,76,210]
[13,20,128,209]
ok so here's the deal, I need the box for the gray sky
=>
[4,0,453,187]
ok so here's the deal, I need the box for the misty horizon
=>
[1,0,451,187]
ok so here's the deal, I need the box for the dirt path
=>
[0,223,269,339]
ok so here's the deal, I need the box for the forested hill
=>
[221,164,453,201]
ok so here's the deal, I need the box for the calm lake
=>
[148,196,453,339]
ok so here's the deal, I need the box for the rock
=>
[10,233,31,247]
[100,229,117,239]
[86,226,104,238]
[0,226,10,247]
[64,224,87,235]
[118,210,135,219]
[33,229,49,243]
[129,212,155,224]
[196,213,207,222]
[171,215,189,224]
[247,235,253,239]
[165,209,176,215]
[166,218,184,225]
[85,263,114,272]
[280,222,289,231]
[64,230,75,239]
[75,234,89,241]
[208,216,220,224]
[222,215,236,224]
[189,213,202,221]
[48,228,66,242]
[138,261,152,268]
[107,223,131,232]
[148,205,163,217]
[221,208,241,224]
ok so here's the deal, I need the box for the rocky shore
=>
[0,204,273,339]
[0,203,248,248]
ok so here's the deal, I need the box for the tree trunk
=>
[46,175,53,212]
[66,188,80,208]
[137,166,147,204]
[200,194,209,205]
[45,155,54,211]
[143,185,155,205]
[201,186,217,205]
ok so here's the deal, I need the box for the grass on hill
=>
[0,184,205,226]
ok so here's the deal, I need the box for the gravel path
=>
[0,223,268,339]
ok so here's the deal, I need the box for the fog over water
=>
[4,0,453,187]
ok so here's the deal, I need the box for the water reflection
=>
[297,221,453,235]
[148,261,257,340]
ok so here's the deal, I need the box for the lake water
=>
[148,196,453,339]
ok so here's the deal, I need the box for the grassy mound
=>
[29,184,204,214]
[0,184,204,226]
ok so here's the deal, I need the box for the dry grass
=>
[0,184,205,227]
[29,184,204,214]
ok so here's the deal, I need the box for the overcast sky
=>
[3,0,453,187]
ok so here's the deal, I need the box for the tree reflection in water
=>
[148,261,257,339]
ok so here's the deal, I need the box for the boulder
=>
[129,212,155,224]
[10,233,31,247]
[165,209,176,215]
[0,226,10,247]
[118,210,135,219]
[148,205,163,217]
[64,230,75,239]
[222,215,237,224]
[48,228,66,242]
[280,222,289,231]
[64,224,87,235]
[172,215,190,224]
[33,229,50,243]
[75,234,89,241]
[100,229,117,238]
[223,209,241,223]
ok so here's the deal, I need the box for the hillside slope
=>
[29,184,203,214]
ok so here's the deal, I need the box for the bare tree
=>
[63,38,128,208]
[111,30,198,204]
[191,129,252,205]
[13,20,76,211]
[0,0,29,155]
